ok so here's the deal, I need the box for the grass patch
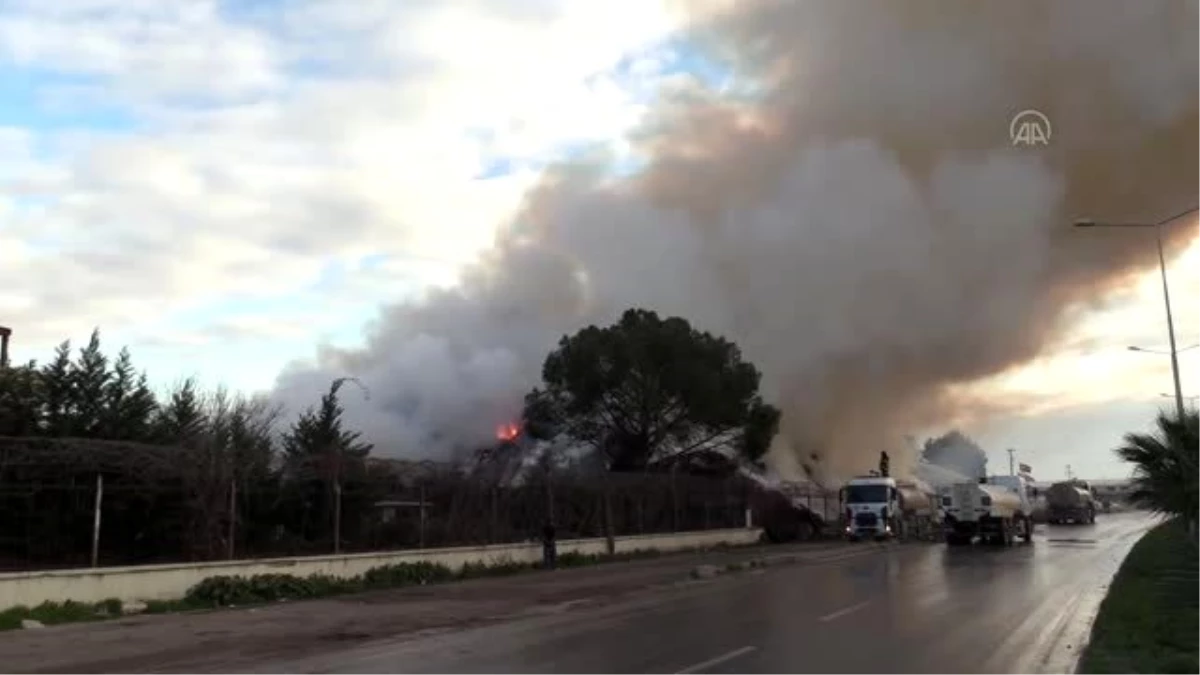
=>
[0,539,764,631]
[1079,520,1198,674]
[0,598,123,630]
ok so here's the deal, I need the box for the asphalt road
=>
[243,512,1152,674]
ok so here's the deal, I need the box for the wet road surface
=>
[248,513,1152,674]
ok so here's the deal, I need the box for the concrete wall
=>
[0,528,762,609]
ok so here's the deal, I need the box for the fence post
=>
[418,483,427,549]
[227,479,237,561]
[671,467,680,531]
[90,473,103,568]
[602,485,615,555]
[489,487,497,544]
[333,481,342,554]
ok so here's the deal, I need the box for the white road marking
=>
[818,600,871,623]
[674,645,758,673]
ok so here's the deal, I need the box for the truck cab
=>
[841,476,899,541]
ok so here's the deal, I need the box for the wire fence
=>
[0,437,786,572]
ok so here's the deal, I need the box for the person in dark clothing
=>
[541,521,557,570]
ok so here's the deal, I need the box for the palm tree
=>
[1113,407,1199,540]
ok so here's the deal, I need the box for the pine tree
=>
[282,379,372,476]
[280,379,373,544]
[73,329,110,436]
[103,349,158,440]
[0,361,43,436]
[228,395,278,477]
[41,341,74,436]
[154,378,207,445]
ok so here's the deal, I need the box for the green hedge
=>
[184,548,678,607]
[0,598,123,630]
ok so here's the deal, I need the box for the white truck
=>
[941,474,1035,546]
[841,475,940,541]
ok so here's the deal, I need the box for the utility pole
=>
[1066,464,1074,481]
[1007,449,1016,476]
[227,479,237,561]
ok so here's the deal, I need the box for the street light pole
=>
[1075,206,1197,420]
[1153,223,1186,421]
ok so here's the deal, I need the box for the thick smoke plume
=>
[273,0,1198,483]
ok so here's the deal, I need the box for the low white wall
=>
[0,528,762,609]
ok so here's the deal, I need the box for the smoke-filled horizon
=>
[273,0,1198,483]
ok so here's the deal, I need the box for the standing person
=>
[541,521,557,570]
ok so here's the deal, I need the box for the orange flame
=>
[495,422,521,442]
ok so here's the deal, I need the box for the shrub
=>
[183,573,360,607]
[0,600,110,629]
[362,562,455,589]
[458,558,536,579]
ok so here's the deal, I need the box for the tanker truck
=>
[1045,480,1097,524]
[840,475,940,541]
[941,475,1035,546]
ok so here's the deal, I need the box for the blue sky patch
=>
[0,66,137,135]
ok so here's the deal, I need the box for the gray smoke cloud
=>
[273,0,1198,482]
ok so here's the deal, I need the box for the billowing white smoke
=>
[273,0,1197,482]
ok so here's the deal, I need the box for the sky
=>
[0,0,1196,481]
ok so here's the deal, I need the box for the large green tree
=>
[523,308,780,471]
[280,378,374,546]
[1114,407,1199,538]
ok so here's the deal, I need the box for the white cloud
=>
[0,0,279,106]
[0,0,687,355]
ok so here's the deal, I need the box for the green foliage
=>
[362,561,456,588]
[1079,521,1198,674]
[0,330,161,440]
[72,330,110,436]
[0,600,115,630]
[524,308,781,470]
[0,328,353,567]
[154,378,207,444]
[1,543,756,630]
[184,573,362,607]
[282,378,373,473]
[40,341,75,436]
[104,349,158,441]
[1113,408,1199,532]
[0,361,42,436]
